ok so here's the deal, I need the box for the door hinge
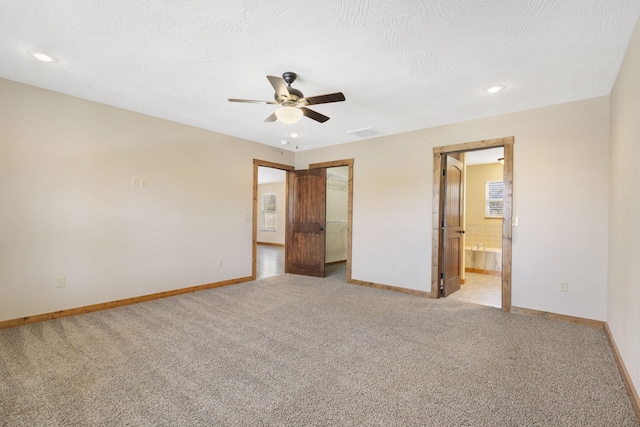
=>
[442,168,446,176]
[440,272,444,279]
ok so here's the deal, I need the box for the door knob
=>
[320,227,325,231]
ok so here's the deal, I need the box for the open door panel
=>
[442,155,463,297]
[286,168,326,277]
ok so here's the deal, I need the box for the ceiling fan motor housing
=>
[282,71,297,85]
[274,71,304,104]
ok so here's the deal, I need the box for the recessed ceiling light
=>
[26,49,59,63]
[280,139,288,145]
[289,133,300,138]
[483,84,507,94]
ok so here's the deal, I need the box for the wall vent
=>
[347,127,384,138]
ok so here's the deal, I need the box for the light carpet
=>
[0,271,637,426]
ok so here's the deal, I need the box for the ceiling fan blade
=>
[228,98,277,104]
[300,107,330,123]
[264,112,278,122]
[303,92,345,105]
[267,75,290,100]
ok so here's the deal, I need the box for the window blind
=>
[485,181,504,218]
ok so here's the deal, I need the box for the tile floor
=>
[447,271,502,308]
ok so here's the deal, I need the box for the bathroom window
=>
[261,193,277,231]
[485,181,504,218]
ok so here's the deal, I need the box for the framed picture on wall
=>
[261,193,277,231]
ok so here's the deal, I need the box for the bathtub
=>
[465,246,502,274]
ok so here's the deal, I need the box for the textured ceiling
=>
[1,1,639,151]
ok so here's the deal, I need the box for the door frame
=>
[252,159,294,280]
[309,159,354,283]
[431,137,514,312]
[253,158,353,282]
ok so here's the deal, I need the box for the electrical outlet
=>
[218,258,223,267]
[244,214,252,221]
[560,282,569,292]
[56,276,65,288]
[140,177,148,188]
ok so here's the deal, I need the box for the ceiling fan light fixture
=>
[275,106,303,124]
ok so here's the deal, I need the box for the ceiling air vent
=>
[347,127,384,138]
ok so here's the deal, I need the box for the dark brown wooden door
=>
[286,168,326,277]
[442,156,463,297]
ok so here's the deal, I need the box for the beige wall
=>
[257,182,286,245]
[464,163,503,249]
[297,96,610,322]
[0,78,294,322]
[0,77,612,326]
[609,19,640,402]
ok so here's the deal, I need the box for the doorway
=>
[252,158,354,282]
[255,165,288,279]
[450,148,504,308]
[308,159,353,282]
[325,166,349,279]
[252,160,294,280]
[431,137,513,312]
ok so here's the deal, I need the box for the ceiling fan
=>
[228,72,345,124]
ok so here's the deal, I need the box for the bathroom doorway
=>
[431,137,513,312]
[449,147,504,308]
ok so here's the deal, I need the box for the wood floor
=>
[256,243,346,279]
[256,244,285,279]
[448,272,501,308]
